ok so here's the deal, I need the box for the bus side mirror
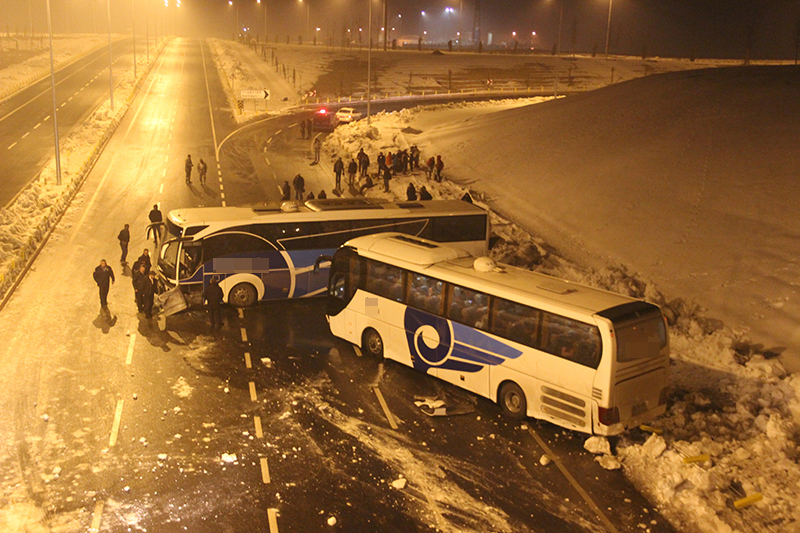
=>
[314,255,334,275]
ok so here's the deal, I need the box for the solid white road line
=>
[249,382,257,401]
[260,457,270,483]
[67,155,117,246]
[109,400,124,447]
[528,428,620,533]
[125,334,136,365]
[267,508,279,533]
[373,386,398,429]
[88,500,104,532]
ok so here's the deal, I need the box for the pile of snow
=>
[321,97,800,533]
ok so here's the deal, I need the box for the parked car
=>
[335,107,363,124]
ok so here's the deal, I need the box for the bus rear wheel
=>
[362,328,384,359]
[229,282,257,308]
[499,382,527,419]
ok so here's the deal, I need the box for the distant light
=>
[512,31,516,36]
[397,13,401,18]
[228,0,232,4]
[532,31,536,36]
[421,10,426,16]
[316,27,320,32]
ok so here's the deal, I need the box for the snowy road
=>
[0,39,675,532]
[0,39,135,208]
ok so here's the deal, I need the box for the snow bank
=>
[322,100,800,533]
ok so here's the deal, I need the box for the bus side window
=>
[490,297,541,349]
[540,313,602,369]
[447,285,490,330]
[407,273,443,314]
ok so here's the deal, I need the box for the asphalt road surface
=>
[0,38,675,533]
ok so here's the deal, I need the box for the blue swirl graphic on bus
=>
[404,308,523,373]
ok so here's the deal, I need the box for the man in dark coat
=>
[93,259,115,308]
[139,271,157,319]
[281,180,291,201]
[382,165,392,193]
[292,174,305,200]
[204,277,224,329]
[137,248,152,274]
[333,157,344,190]
[419,186,433,200]
[148,204,162,243]
[347,158,358,186]
[117,224,130,263]
[132,262,147,312]
[185,154,193,183]
[406,183,417,201]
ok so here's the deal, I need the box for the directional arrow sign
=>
[241,89,270,100]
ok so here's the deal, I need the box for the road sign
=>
[241,89,270,100]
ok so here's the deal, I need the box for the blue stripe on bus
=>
[404,308,523,373]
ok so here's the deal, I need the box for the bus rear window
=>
[614,315,667,362]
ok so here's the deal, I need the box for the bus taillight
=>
[598,406,620,425]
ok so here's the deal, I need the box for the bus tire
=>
[362,328,384,359]
[229,282,257,308]
[498,382,527,419]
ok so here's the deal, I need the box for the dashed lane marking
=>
[275,129,282,135]
[240,327,247,342]
[44,115,50,121]
[22,132,30,139]
[254,416,263,438]
[260,457,270,483]
[265,157,270,165]
[244,352,252,368]
[249,382,257,401]
[125,334,136,365]
[528,428,620,533]
[109,399,124,447]
[7,142,17,150]
[33,122,41,129]
[88,500,104,532]
[159,183,163,194]
[267,508,279,533]
[238,308,244,318]
[373,386,398,429]
[162,168,166,178]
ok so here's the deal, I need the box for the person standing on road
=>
[93,259,115,308]
[148,204,162,244]
[137,248,152,274]
[435,155,444,182]
[347,158,358,186]
[360,152,370,177]
[312,136,322,164]
[185,154,194,183]
[299,119,307,139]
[117,224,130,264]
[204,276,224,330]
[281,180,291,201]
[333,157,344,191]
[382,164,392,193]
[140,271,157,319]
[197,158,208,185]
[132,262,146,312]
[292,174,305,200]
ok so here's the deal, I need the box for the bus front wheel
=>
[499,382,527,419]
[362,329,384,359]
[229,282,257,308]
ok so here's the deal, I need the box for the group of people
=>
[405,183,433,201]
[298,118,314,139]
[184,154,209,185]
[93,247,155,317]
[281,175,327,202]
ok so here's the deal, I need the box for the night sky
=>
[2,0,799,60]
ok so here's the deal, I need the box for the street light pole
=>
[554,0,563,96]
[45,0,62,185]
[132,0,137,79]
[366,0,372,124]
[107,0,114,110]
[604,0,613,59]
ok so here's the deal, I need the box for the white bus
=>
[325,233,669,435]
[152,198,489,308]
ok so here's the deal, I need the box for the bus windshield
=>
[159,240,180,280]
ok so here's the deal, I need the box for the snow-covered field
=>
[320,97,800,533]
